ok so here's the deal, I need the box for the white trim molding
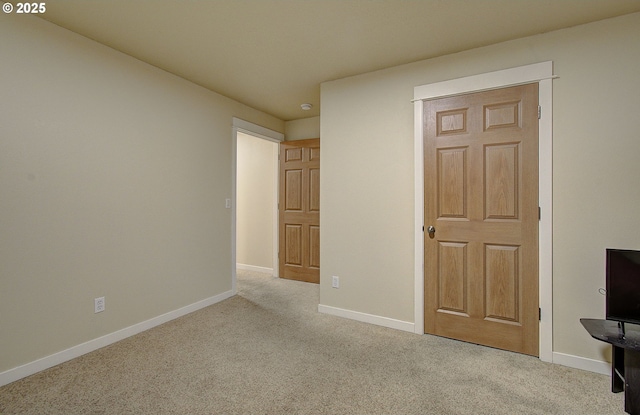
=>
[552,352,611,376]
[0,290,234,387]
[318,304,415,333]
[236,263,274,274]
[413,62,554,363]
[413,61,557,102]
[232,117,285,144]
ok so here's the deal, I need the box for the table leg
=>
[614,345,625,393]
[625,349,640,415]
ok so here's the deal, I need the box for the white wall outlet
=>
[94,296,105,313]
[225,198,231,209]
[332,276,339,288]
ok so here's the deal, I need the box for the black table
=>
[581,318,640,415]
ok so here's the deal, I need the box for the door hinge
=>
[538,207,541,220]
[539,307,542,321]
[537,105,542,120]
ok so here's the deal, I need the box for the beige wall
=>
[320,12,640,363]
[0,14,283,374]
[236,133,278,270]
[285,116,320,141]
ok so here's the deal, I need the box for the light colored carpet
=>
[0,270,626,414]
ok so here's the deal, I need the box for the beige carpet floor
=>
[0,270,626,414]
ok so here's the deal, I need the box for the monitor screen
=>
[607,249,640,326]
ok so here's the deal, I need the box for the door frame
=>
[231,118,284,294]
[413,62,555,362]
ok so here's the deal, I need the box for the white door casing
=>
[413,62,554,362]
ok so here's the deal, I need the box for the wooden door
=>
[423,84,539,356]
[279,138,320,283]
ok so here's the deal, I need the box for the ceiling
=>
[29,0,640,121]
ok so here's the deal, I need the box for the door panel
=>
[424,84,539,356]
[285,224,302,266]
[310,168,320,212]
[285,170,303,210]
[309,225,320,268]
[438,147,467,218]
[484,144,518,219]
[485,244,519,322]
[437,241,467,314]
[279,138,320,283]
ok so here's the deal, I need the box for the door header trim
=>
[232,117,284,143]
[413,61,555,102]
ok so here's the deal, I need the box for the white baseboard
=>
[2,292,611,388]
[318,304,415,333]
[236,263,274,274]
[0,290,234,387]
[552,351,611,375]
[318,305,613,376]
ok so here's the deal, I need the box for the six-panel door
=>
[279,138,320,283]
[423,84,539,356]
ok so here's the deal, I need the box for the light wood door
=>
[423,84,539,356]
[279,138,320,284]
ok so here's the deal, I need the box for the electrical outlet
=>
[225,198,231,209]
[332,276,339,288]
[94,297,105,313]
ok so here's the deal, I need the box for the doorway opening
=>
[236,132,279,274]
[232,118,284,294]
